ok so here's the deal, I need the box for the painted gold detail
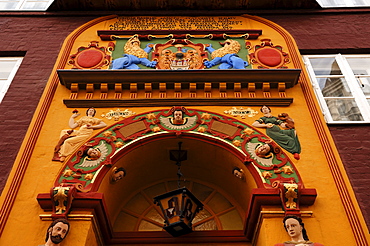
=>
[284,183,298,209]
[53,186,69,214]
[101,108,136,121]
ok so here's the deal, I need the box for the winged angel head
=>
[79,142,109,168]
[246,142,275,167]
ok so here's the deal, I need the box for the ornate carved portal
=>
[37,107,316,244]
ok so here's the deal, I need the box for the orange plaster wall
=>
[0,15,368,246]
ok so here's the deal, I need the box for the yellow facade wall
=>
[0,15,369,246]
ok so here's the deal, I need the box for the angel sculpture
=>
[246,142,275,167]
[159,109,197,130]
[79,142,109,168]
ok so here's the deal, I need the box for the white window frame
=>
[316,0,370,8]
[0,57,23,103]
[303,54,370,124]
[0,0,54,11]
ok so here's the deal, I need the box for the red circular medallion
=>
[257,48,282,67]
[77,50,103,68]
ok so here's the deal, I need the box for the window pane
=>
[0,60,18,79]
[138,220,161,231]
[318,77,352,97]
[358,77,370,96]
[194,219,217,231]
[316,0,370,7]
[192,209,211,224]
[346,57,370,75]
[0,79,8,93]
[145,208,164,224]
[309,57,342,76]
[0,0,54,10]
[325,98,364,121]
[21,1,48,9]
[0,2,18,9]
[218,209,243,230]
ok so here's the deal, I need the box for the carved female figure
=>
[252,106,301,160]
[274,215,324,246]
[55,108,107,162]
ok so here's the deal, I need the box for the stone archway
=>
[37,107,316,244]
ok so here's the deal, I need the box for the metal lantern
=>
[153,142,203,237]
[153,187,203,237]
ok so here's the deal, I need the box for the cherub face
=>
[256,144,271,156]
[173,110,183,121]
[87,148,101,159]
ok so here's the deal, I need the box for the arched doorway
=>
[37,107,316,244]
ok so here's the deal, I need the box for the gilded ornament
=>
[284,183,298,209]
[224,107,258,118]
[201,113,212,120]
[232,139,242,147]
[101,108,136,121]
[84,173,94,180]
[282,166,294,175]
[63,169,73,177]
[262,171,273,179]
[146,113,157,120]
[152,126,161,132]
[53,186,69,214]
[115,141,124,148]
[197,126,206,133]
[243,128,254,135]
[103,131,113,137]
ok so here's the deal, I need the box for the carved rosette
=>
[68,41,115,69]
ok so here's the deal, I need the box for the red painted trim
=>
[244,188,316,240]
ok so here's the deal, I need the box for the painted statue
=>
[159,107,197,130]
[252,106,301,160]
[110,167,126,183]
[274,215,324,246]
[53,108,107,162]
[232,167,245,181]
[111,35,157,69]
[38,218,70,246]
[78,142,109,168]
[247,141,279,167]
[203,39,248,69]
[278,113,295,129]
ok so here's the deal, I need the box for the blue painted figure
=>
[203,39,248,69]
[112,35,157,69]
